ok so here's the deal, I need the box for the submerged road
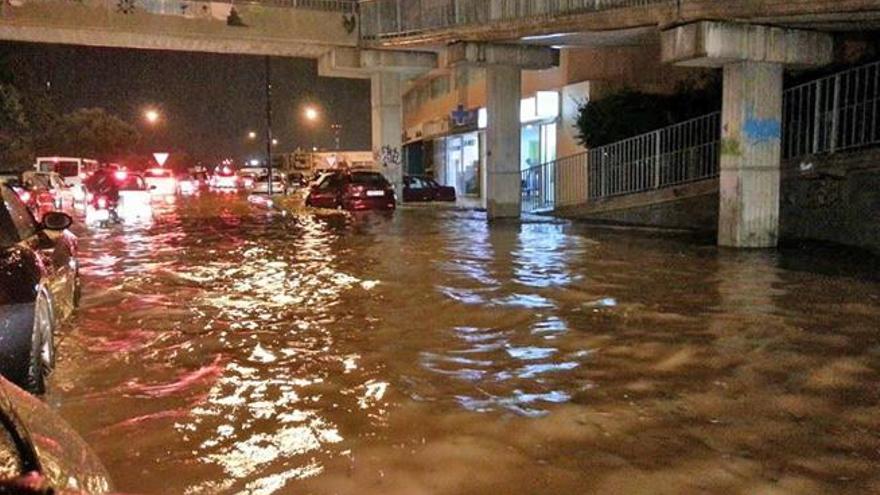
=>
[46,193,880,494]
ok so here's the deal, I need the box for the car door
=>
[0,187,74,320]
[309,173,342,208]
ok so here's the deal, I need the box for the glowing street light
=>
[304,106,319,122]
[247,131,257,140]
[272,138,279,146]
[144,109,160,125]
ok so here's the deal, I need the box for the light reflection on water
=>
[48,195,880,494]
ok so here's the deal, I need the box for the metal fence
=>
[782,60,880,159]
[522,60,880,213]
[360,0,674,39]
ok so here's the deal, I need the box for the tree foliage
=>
[40,108,140,161]
[575,75,722,149]
[1,50,140,169]
[0,84,34,168]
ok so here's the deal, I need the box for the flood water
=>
[47,194,880,494]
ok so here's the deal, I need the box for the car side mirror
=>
[41,211,73,231]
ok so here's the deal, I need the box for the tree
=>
[575,74,722,149]
[40,108,141,161]
[0,84,35,169]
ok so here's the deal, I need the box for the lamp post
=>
[264,56,274,197]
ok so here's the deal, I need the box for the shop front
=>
[430,91,560,206]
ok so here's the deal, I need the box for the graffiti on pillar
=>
[116,0,136,14]
[343,13,356,33]
[375,145,401,171]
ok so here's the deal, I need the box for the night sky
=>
[2,42,372,163]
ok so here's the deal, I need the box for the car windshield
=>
[350,172,387,187]
[53,161,79,178]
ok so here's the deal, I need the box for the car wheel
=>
[26,292,55,395]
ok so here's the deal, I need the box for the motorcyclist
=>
[83,168,120,206]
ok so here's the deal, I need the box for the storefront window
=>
[444,132,481,197]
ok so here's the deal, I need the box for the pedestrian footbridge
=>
[0,0,359,57]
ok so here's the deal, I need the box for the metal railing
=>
[52,0,357,17]
[360,0,673,39]
[522,59,880,213]
[783,60,880,159]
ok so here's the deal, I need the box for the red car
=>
[403,175,456,203]
[306,170,396,211]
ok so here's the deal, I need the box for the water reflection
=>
[48,196,880,494]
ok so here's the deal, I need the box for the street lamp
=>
[304,106,319,122]
[272,138,279,146]
[144,109,160,125]
[247,131,257,140]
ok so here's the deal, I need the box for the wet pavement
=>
[47,193,880,494]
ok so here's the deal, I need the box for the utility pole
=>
[265,55,274,198]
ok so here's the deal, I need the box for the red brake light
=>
[114,170,128,182]
[97,196,108,209]
[18,191,31,203]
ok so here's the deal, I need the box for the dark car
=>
[403,175,456,203]
[0,375,113,493]
[0,184,79,394]
[305,170,396,211]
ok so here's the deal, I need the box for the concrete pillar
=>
[485,64,522,219]
[718,62,783,248]
[661,21,833,248]
[371,72,404,199]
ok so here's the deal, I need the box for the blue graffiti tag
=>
[743,110,781,144]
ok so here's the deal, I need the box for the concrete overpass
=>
[360,0,880,48]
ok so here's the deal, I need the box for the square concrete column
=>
[718,61,783,248]
[486,64,522,219]
[371,72,404,199]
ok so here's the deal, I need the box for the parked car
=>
[0,184,78,394]
[176,173,199,196]
[305,170,396,211]
[143,167,176,197]
[0,374,113,493]
[251,172,287,195]
[22,171,75,212]
[115,172,154,223]
[403,175,457,203]
[210,166,239,191]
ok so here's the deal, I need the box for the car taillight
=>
[114,170,128,182]
[97,197,108,209]
[18,191,31,203]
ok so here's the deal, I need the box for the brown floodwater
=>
[46,193,880,494]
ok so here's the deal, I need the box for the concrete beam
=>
[447,42,558,70]
[661,21,833,68]
[318,47,437,79]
